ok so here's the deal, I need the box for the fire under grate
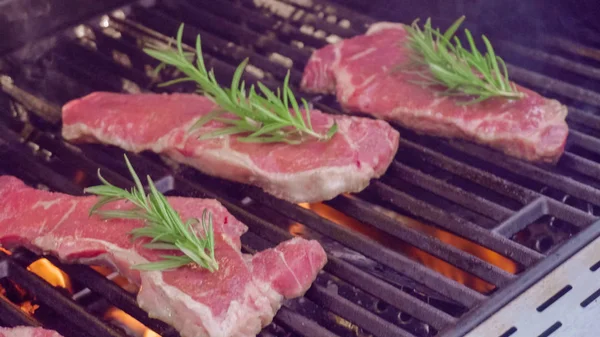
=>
[1,0,600,336]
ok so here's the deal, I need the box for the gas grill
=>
[1,0,600,336]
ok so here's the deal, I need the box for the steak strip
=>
[0,176,327,337]
[62,92,400,203]
[301,22,569,163]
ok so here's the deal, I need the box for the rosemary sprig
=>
[143,24,337,144]
[403,16,524,104]
[84,155,218,272]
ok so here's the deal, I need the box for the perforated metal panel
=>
[465,233,600,336]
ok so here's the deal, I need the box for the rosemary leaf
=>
[403,16,524,104]
[144,23,337,144]
[84,155,219,272]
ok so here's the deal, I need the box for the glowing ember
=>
[1,248,157,337]
[104,307,161,337]
[27,258,73,292]
[19,300,39,315]
[297,202,519,293]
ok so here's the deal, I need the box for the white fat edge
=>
[63,122,144,154]
[366,22,405,35]
[359,74,378,89]
[150,118,198,154]
[332,39,342,69]
[336,118,359,151]
[251,277,284,314]
[75,239,276,337]
[139,252,277,337]
[65,115,382,203]
[67,120,374,202]
[40,200,78,238]
[138,271,218,337]
[388,99,560,157]
[156,113,379,203]
[33,237,149,273]
[277,250,303,291]
[30,237,218,337]
[58,201,78,226]
[347,47,378,62]
[335,66,356,105]
[170,139,376,203]
[32,199,62,210]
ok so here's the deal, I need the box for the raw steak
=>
[0,327,63,337]
[0,176,327,337]
[62,92,400,203]
[301,22,569,163]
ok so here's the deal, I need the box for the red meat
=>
[0,176,327,337]
[62,92,400,202]
[301,22,568,163]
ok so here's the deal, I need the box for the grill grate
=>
[1,0,600,336]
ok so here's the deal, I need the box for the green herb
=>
[403,16,524,104]
[143,23,337,144]
[84,155,218,272]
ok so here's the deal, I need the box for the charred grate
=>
[0,0,600,336]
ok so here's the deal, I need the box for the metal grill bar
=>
[492,198,549,237]
[325,195,515,285]
[0,252,122,337]
[446,140,600,205]
[567,108,600,131]
[324,257,457,329]
[497,40,600,82]
[365,182,544,266]
[398,140,539,205]
[306,285,413,337]
[387,162,514,222]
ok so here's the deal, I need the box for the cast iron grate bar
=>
[0,251,123,337]
[325,195,516,285]
[364,181,544,266]
[387,162,514,222]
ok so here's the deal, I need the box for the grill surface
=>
[1,0,600,336]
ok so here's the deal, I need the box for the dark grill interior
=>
[1,0,600,336]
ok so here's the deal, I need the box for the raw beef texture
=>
[0,176,327,337]
[301,22,569,163]
[62,92,399,202]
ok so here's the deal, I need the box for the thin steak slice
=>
[62,92,400,203]
[0,176,327,337]
[301,22,569,163]
[0,327,63,337]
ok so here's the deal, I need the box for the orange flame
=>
[1,251,158,337]
[19,301,40,315]
[104,307,161,337]
[296,202,519,293]
[27,258,73,292]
